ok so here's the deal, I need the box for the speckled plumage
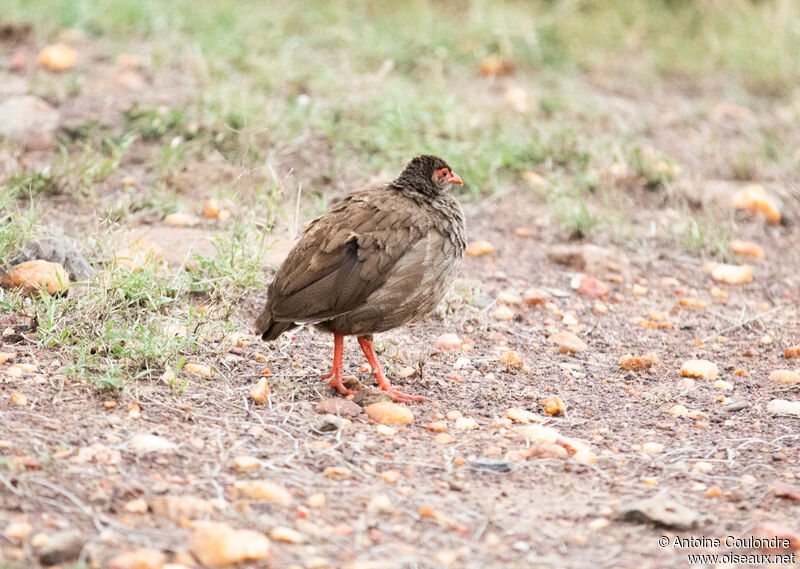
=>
[255,155,466,341]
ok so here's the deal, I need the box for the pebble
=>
[588,518,609,530]
[381,471,401,483]
[0,96,59,150]
[618,353,659,372]
[164,212,193,227]
[770,370,800,385]
[38,531,85,566]
[233,456,261,471]
[39,44,77,71]
[693,461,713,473]
[577,277,610,299]
[188,521,270,566]
[547,331,587,354]
[784,345,800,359]
[731,184,781,223]
[151,496,211,523]
[641,442,664,454]
[128,434,176,455]
[454,417,478,430]
[434,433,455,445]
[522,288,548,305]
[767,399,800,417]
[730,239,765,259]
[617,496,702,530]
[505,407,543,423]
[426,421,447,433]
[3,521,32,541]
[124,498,148,514]
[710,263,753,284]
[270,526,304,543]
[203,199,221,218]
[562,313,578,326]
[10,237,94,281]
[434,333,462,351]
[323,466,352,479]
[10,392,27,406]
[496,290,522,305]
[714,380,734,391]
[368,494,394,514]
[501,350,522,368]
[234,480,292,504]
[1,260,69,295]
[364,401,414,425]
[492,304,514,320]
[308,493,326,508]
[249,377,270,403]
[375,424,396,436]
[680,359,719,380]
[543,396,565,416]
[669,405,689,417]
[466,241,495,257]
[108,549,166,569]
[184,362,215,377]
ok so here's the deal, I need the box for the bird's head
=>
[395,155,463,195]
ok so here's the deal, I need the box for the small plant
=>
[674,214,732,260]
[629,145,681,189]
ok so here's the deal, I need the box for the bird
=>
[255,155,466,402]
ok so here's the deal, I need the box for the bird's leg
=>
[321,332,355,396]
[357,336,425,402]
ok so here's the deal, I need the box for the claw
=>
[357,336,424,403]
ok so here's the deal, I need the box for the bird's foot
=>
[328,375,356,397]
[319,369,334,380]
[378,382,426,402]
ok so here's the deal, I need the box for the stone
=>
[1,260,69,295]
[38,531,85,565]
[577,277,610,299]
[0,96,59,149]
[128,434,176,455]
[731,184,780,223]
[730,240,765,259]
[38,44,77,71]
[108,549,166,569]
[709,263,753,284]
[771,370,800,385]
[547,244,630,279]
[188,521,270,567]
[767,400,800,417]
[364,401,414,425]
[233,481,292,505]
[617,496,705,529]
[315,398,364,418]
[619,353,659,372]
[547,331,587,354]
[9,237,94,281]
[680,360,719,380]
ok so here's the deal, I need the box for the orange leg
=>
[320,332,355,396]
[357,337,425,402]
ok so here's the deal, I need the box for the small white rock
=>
[767,399,800,417]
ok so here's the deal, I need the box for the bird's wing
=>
[266,188,432,324]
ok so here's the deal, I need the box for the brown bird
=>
[255,155,466,402]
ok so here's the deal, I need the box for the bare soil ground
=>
[2,17,800,569]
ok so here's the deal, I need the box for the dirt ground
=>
[2,16,800,569]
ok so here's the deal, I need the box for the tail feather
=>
[254,308,294,341]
